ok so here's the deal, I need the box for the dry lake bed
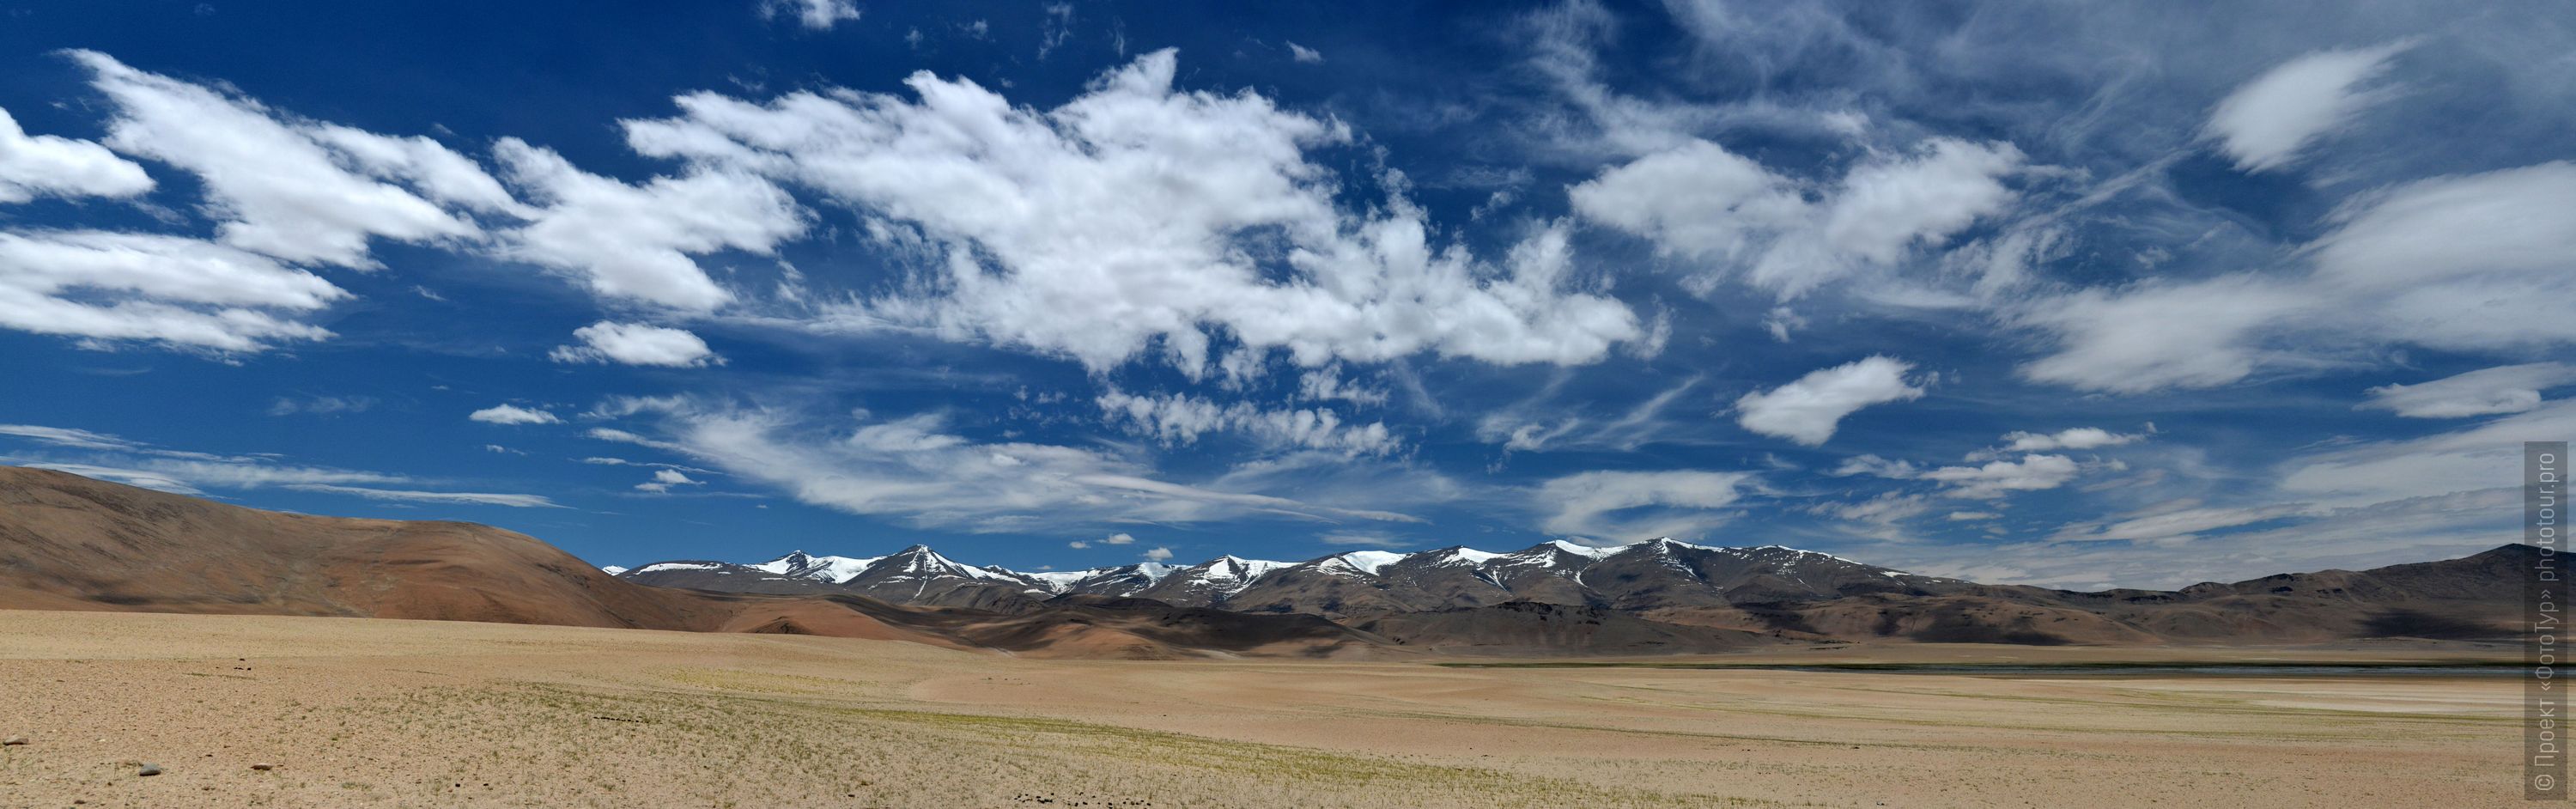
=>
[0,610,2519,808]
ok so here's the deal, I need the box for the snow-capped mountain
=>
[745,550,880,584]
[612,538,1958,616]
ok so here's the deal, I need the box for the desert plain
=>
[0,609,2518,809]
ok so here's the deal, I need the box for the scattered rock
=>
[137,763,162,776]
[252,763,277,771]
[1,735,26,745]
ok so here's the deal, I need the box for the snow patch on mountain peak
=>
[1324,550,1406,575]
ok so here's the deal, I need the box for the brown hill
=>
[0,466,1371,658]
[0,465,719,629]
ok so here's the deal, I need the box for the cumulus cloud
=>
[1534,469,1753,541]
[493,139,805,311]
[70,50,486,267]
[549,320,725,367]
[0,229,346,351]
[2361,362,2576,418]
[1099,532,1136,545]
[1141,546,1175,562]
[1571,137,2024,297]
[0,106,153,203]
[2205,42,2409,172]
[1733,356,1923,445]
[622,50,1642,373]
[1095,389,1398,456]
[586,399,1421,532]
[468,404,560,425]
[761,0,859,30]
[1296,365,1388,406]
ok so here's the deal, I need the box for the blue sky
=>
[1,0,2570,588]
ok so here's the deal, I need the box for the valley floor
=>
[0,611,2522,808]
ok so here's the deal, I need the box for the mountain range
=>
[0,465,2528,656]
[615,539,2524,648]
[617,540,1956,617]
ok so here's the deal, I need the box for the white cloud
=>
[2018,162,2576,392]
[285,484,562,508]
[2205,41,2409,172]
[2281,398,2576,508]
[1994,427,2142,453]
[0,423,140,451]
[1095,389,1398,456]
[761,0,859,30]
[623,50,1642,373]
[1839,449,2087,499]
[1318,532,1406,548]
[1570,137,2023,297]
[1067,540,1090,549]
[1142,546,1175,562]
[588,400,1420,533]
[2050,501,2317,544]
[3,423,553,507]
[1286,42,1324,64]
[634,467,702,493]
[1829,453,1917,478]
[1733,356,1923,446]
[1814,490,1934,526]
[70,51,484,268]
[0,229,345,351]
[1917,453,2081,499]
[549,320,725,367]
[2361,362,2576,418]
[493,138,805,311]
[1880,489,2515,591]
[1534,469,1753,541]
[468,404,561,425]
[267,395,374,417]
[1296,365,1388,406]
[2305,162,2576,345]
[2014,274,2305,392]
[0,106,153,203]
[1100,532,1136,545]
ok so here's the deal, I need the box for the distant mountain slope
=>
[615,536,2526,647]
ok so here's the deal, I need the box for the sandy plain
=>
[0,610,2520,808]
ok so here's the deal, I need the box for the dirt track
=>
[0,610,2521,807]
